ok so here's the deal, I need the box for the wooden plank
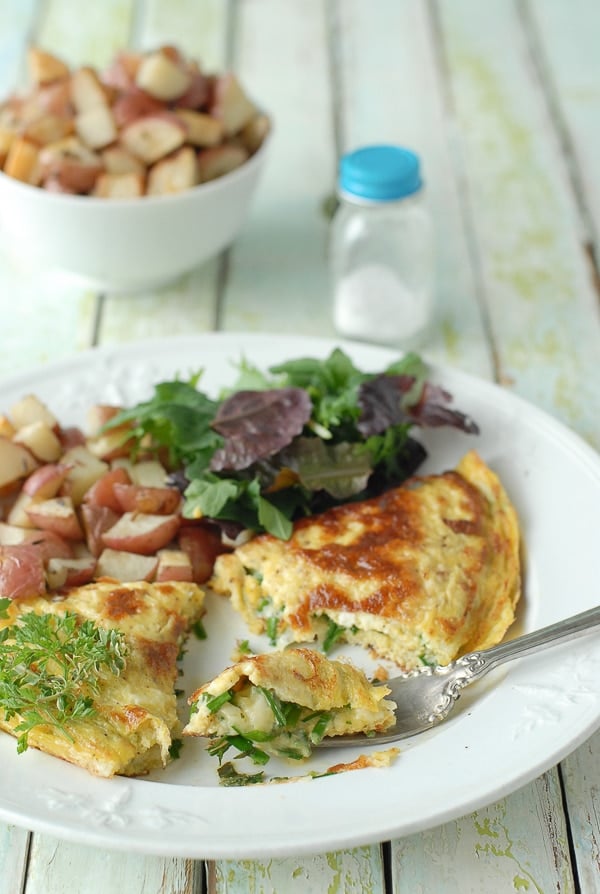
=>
[391,770,575,893]
[523,6,600,891]
[436,0,600,448]
[135,0,229,68]
[0,0,38,90]
[561,732,600,894]
[0,0,109,379]
[208,845,385,894]
[98,0,230,339]
[218,0,337,337]
[0,825,30,894]
[527,0,600,256]
[331,0,492,377]
[35,0,135,68]
[24,835,204,894]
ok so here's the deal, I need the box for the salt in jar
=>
[330,145,434,347]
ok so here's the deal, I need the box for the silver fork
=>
[317,604,600,747]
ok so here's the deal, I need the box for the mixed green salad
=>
[107,348,478,539]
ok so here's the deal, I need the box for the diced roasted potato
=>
[70,66,109,113]
[147,146,197,195]
[197,144,248,182]
[25,496,84,541]
[3,138,41,185]
[210,73,257,136]
[175,109,223,147]
[2,45,267,196]
[102,511,180,555]
[92,171,145,198]
[10,393,58,430]
[0,437,39,491]
[22,113,74,146]
[135,50,192,101]
[75,105,117,150]
[241,113,271,154]
[120,113,186,164]
[95,548,158,582]
[101,145,145,175]
[27,48,70,85]
[13,421,63,463]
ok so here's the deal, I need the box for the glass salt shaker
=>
[330,145,434,347]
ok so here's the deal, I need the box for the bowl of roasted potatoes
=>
[0,45,271,291]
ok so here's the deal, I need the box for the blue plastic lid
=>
[339,145,423,201]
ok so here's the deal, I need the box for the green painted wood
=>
[208,845,385,894]
[437,0,600,449]
[528,0,600,255]
[391,769,575,894]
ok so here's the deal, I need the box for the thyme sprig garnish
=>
[0,608,127,753]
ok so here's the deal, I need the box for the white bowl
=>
[0,135,269,292]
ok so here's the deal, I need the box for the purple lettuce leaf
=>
[209,388,313,471]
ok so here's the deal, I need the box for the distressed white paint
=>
[391,770,574,894]
[24,835,203,894]
[219,0,337,337]
[208,846,386,894]
[332,0,493,377]
[437,0,600,447]
[562,732,600,892]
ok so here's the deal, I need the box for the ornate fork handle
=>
[427,604,600,723]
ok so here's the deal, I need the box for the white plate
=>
[1,332,599,859]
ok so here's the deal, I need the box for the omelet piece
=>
[210,450,521,670]
[0,579,205,777]
[183,647,396,761]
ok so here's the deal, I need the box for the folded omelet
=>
[210,451,521,670]
[0,579,205,777]
[183,647,396,760]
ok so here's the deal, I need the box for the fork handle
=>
[470,604,600,677]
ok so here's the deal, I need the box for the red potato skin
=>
[112,483,181,515]
[81,503,120,557]
[102,513,181,556]
[23,462,71,498]
[22,529,74,561]
[112,88,165,128]
[178,523,226,583]
[174,71,210,110]
[57,559,97,588]
[56,426,87,450]
[0,544,46,599]
[83,467,132,512]
[25,501,84,542]
[155,563,193,583]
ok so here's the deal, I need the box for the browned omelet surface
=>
[210,451,521,670]
[0,579,205,777]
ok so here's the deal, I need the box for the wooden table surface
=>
[0,0,599,891]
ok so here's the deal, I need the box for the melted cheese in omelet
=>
[210,451,521,671]
[0,579,205,777]
[184,647,396,759]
